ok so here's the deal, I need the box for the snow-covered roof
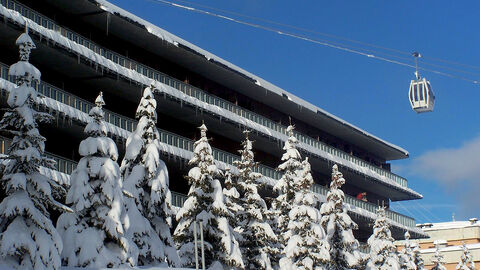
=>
[63,0,409,160]
[419,220,480,232]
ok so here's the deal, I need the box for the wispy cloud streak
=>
[408,136,480,218]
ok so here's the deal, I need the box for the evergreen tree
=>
[235,130,277,270]
[399,231,417,270]
[174,124,243,269]
[366,207,400,270]
[411,241,425,270]
[456,243,476,270]
[279,157,330,270]
[222,167,243,236]
[56,92,134,268]
[120,85,180,266]
[270,125,303,266]
[0,30,70,270]
[320,164,366,270]
[431,244,447,270]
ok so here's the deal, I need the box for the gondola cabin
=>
[409,77,435,113]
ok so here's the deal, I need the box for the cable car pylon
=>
[409,52,435,113]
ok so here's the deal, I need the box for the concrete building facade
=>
[0,0,425,241]
[419,220,480,269]
[395,220,480,269]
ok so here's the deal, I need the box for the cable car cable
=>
[147,0,480,85]
[393,201,428,224]
[148,0,480,74]
[413,201,442,223]
[149,0,416,57]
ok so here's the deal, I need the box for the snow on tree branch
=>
[0,30,68,270]
[120,84,180,267]
[174,123,243,269]
[56,92,135,268]
[320,164,366,270]
[366,206,400,270]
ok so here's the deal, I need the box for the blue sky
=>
[110,0,480,223]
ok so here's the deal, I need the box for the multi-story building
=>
[414,220,480,269]
[0,0,425,241]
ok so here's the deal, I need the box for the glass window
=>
[419,83,424,101]
[414,85,419,101]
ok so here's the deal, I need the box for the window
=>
[419,84,424,101]
[414,85,419,101]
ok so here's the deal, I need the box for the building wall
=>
[0,0,423,239]
[421,246,479,270]
[18,0,390,168]
[396,221,480,269]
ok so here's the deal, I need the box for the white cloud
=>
[409,135,480,219]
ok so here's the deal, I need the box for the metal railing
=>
[0,0,408,188]
[0,63,282,180]
[170,183,416,228]
[0,132,415,227]
[0,136,77,175]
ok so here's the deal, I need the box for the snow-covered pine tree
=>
[56,92,134,268]
[366,206,400,270]
[456,243,476,270]
[279,157,330,270]
[234,130,277,270]
[120,85,180,267]
[411,241,425,270]
[174,124,243,269]
[270,125,303,266]
[399,231,417,270]
[431,244,447,270]
[320,164,366,270]
[222,167,243,237]
[0,30,70,270]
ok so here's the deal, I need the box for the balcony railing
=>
[0,0,408,189]
[0,63,282,181]
[0,136,77,175]
[171,181,416,228]
[0,3,416,229]
[0,134,415,229]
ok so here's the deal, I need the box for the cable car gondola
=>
[408,52,435,113]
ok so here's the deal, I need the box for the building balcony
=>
[0,60,423,236]
[0,133,422,237]
[0,0,414,195]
